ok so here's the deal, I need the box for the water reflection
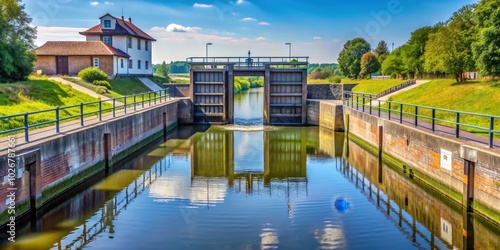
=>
[2,126,499,250]
[234,88,264,125]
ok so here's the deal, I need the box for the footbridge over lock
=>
[187,55,309,125]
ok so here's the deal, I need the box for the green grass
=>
[149,75,169,88]
[344,79,406,94]
[379,79,500,137]
[0,76,111,133]
[108,77,152,95]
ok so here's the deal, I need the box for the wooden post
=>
[104,133,111,172]
[163,112,167,137]
[378,125,383,184]
[463,160,475,212]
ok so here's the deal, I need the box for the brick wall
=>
[33,56,56,75]
[346,107,500,217]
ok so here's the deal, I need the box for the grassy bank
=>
[384,79,500,137]
[345,79,406,94]
[63,77,152,99]
[0,76,111,133]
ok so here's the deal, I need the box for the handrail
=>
[0,89,170,142]
[186,56,309,65]
[343,91,499,148]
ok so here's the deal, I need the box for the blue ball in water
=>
[334,197,350,213]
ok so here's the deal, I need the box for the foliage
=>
[310,72,321,80]
[0,0,37,82]
[168,61,189,74]
[330,76,342,83]
[93,80,111,90]
[338,38,371,79]
[473,0,500,78]
[235,77,250,91]
[373,41,390,64]
[321,68,333,79]
[78,67,108,83]
[382,46,407,78]
[155,61,170,77]
[359,52,381,79]
[425,5,477,82]
[64,77,152,99]
[307,63,339,75]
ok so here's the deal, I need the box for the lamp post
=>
[285,42,291,59]
[206,42,213,62]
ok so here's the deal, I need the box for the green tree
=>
[403,26,442,77]
[382,46,408,78]
[155,61,170,77]
[338,38,371,79]
[359,52,380,79]
[0,0,37,82]
[425,4,476,82]
[320,67,332,79]
[373,40,390,63]
[473,0,500,78]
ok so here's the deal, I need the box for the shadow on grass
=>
[451,80,481,86]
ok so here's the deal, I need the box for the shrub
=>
[93,80,111,90]
[310,72,321,80]
[78,67,108,83]
[330,76,342,83]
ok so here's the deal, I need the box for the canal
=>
[1,88,499,249]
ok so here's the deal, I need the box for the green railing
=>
[0,89,170,142]
[344,91,500,148]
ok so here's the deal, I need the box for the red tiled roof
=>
[79,14,156,41]
[35,41,130,57]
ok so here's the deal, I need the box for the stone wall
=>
[165,84,190,98]
[0,101,178,222]
[307,84,343,100]
[346,107,500,222]
[306,100,319,125]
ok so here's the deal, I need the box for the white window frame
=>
[104,20,111,28]
[103,36,112,45]
[93,58,99,68]
[129,59,133,69]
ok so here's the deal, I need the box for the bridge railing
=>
[344,91,500,148]
[186,56,309,69]
[0,89,170,143]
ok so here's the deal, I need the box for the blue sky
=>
[25,0,477,63]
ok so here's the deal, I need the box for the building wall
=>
[68,56,92,75]
[33,56,56,75]
[85,36,100,42]
[346,107,500,221]
[0,101,179,223]
[114,56,129,75]
[90,56,113,77]
[127,37,153,75]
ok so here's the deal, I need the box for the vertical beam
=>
[264,65,271,125]
[301,69,307,124]
[189,67,195,106]
[104,133,112,172]
[222,70,227,123]
[378,125,383,184]
[227,66,234,124]
[463,160,475,212]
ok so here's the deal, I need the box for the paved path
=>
[347,105,500,151]
[370,80,430,107]
[0,98,176,155]
[139,78,163,92]
[49,77,122,105]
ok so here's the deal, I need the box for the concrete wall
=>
[306,100,319,125]
[345,107,500,222]
[307,84,343,100]
[307,100,344,131]
[0,101,178,222]
[165,84,190,98]
[177,98,193,124]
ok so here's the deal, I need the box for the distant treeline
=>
[308,63,342,79]
[153,61,190,75]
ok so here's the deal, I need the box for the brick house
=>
[34,13,156,77]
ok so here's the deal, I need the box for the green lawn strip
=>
[344,79,406,94]
[148,75,169,88]
[380,79,500,138]
[0,77,112,134]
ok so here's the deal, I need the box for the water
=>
[1,90,499,250]
[234,88,264,125]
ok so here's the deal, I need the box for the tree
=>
[155,61,169,77]
[338,38,371,79]
[382,46,408,78]
[359,52,380,79]
[373,41,390,63]
[425,4,476,82]
[473,0,500,78]
[0,0,37,82]
[403,26,442,77]
[320,67,332,79]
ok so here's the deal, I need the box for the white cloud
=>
[194,3,214,8]
[35,26,87,46]
[255,36,267,41]
[258,22,270,26]
[90,1,99,6]
[104,1,114,5]
[313,36,322,40]
[165,23,201,33]
[237,0,246,4]
[241,17,256,21]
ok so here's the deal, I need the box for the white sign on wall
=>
[440,149,452,171]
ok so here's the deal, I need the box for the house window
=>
[120,59,124,68]
[145,61,149,70]
[93,58,99,68]
[127,37,132,49]
[138,60,141,69]
[129,59,133,69]
[137,39,141,50]
[104,20,111,28]
[103,36,112,45]
[145,41,149,51]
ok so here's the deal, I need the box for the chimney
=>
[128,17,132,23]
[121,16,124,20]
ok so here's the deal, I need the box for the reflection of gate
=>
[187,57,308,125]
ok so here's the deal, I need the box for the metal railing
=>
[344,91,500,148]
[0,89,170,142]
[186,56,309,69]
[349,80,416,99]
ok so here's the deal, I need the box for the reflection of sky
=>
[234,131,264,173]
[234,88,264,120]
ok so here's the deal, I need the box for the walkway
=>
[49,77,123,105]
[139,78,163,92]
[372,80,430,106]
[0,98,176,155]
[347,105,500,151]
